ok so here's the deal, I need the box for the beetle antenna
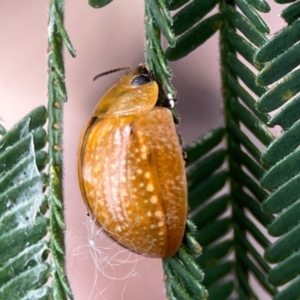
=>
[93,66,131,81]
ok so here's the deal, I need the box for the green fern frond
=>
[88,0,113,9]
[186,128,235,299]
[163,0,277,298]
[48,0,75,298]
[144,0,280,298]
[254,2,300,299]
[220,1,278,297]
[145,0,175,99]
[0,124,6,137]
[0,107,50,299]
[281,1,300,24]
[166,10,223,61]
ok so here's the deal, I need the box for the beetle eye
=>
[131,75,151,86]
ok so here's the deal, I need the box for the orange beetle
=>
[77,65,187,258]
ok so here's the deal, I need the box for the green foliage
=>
[145,0,176,100]
[254,1,300,299]
[146,0,300,298]
[157,0,278,298]
[47,1,75,299]
[2,0,300,299]
[88,0,113,8]
[1,1,76,299]
[0,107,51,299]
[165,14,223,60]
[185,130,234,299]
[163,224,208,300]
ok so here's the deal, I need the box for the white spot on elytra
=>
[150,195,158,204]
[147,183,154,192]
[155,210,163,218]
[115,226,122,232]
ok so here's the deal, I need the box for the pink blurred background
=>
[0,1,285,299]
